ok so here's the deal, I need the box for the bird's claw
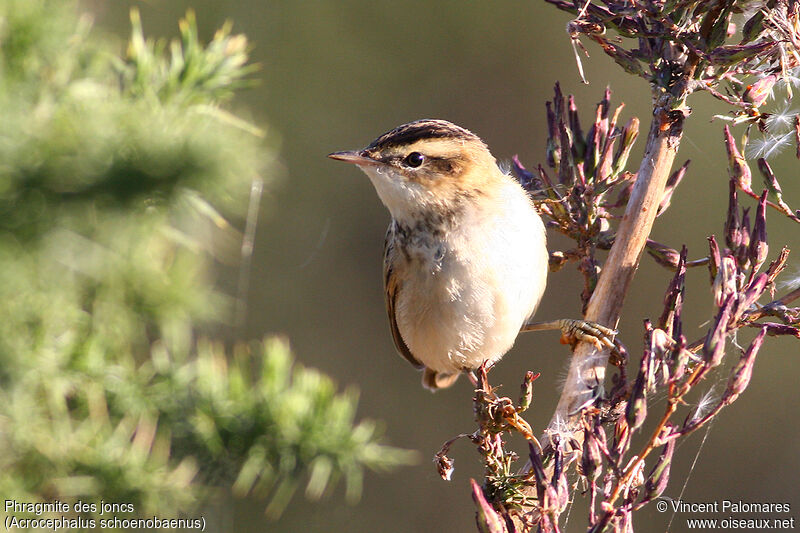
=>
[557,318,617,350]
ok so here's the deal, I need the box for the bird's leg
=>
[475,360,496,387]
[521,318,618,351]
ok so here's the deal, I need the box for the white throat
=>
[357,164,432,225]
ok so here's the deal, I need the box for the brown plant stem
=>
[509,92,689,532]
[545,99,687,435]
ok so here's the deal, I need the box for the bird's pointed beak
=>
[327,150,380,166]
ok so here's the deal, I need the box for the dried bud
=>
[591,36,648,77]
[646,239,681,270]
[554,479,569,515]
[593,420,608,450]
[557,119,574,187]
[749,190,768,271]
[550,85,569,179]
[651,329,675,386]
[708,235,721,283]
[659,246,687,338]
[552,448,570,513]
[743,74,778,108]
[742,10,765,43]
[582,426,603,481]
[724,178,740,251]
[568,94,586,162]
[528,442,547,503]
[585,91,610,178]
[712,255,737,308]
[763,322,800,337]
[511,155,537,191]
[670,335,690,383]
[596,129,618,183]
[735,272,768,323]
[626,361,648,431]
[707,6,733,49]
[760,159,796,216]
[737,208,751,268]
[709,42,776,67]
[641,439,676,505]
[723,326,767,405]
[724,126,752,193]
[471,479,507,533]
[651,328,675,358]
[612,117,640,176]
[703,295,734,368]
[758,158,783,197]
[643,321,658,391]
[517,371,539,412]
[537,164,563,206]
[435,453,455,481]
[613,418,631,460]
[546,101,559,169]
[658,160,689,215]
[795,116,800,160]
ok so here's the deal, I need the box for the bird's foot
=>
[556,318,617,350]
[522,318,618,351]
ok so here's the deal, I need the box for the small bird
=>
[329,119,614,390]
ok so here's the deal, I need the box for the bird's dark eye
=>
[403,152,425,168]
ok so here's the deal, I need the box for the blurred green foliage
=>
[0,0,413,520]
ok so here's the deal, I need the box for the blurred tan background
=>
[87,1,800,531]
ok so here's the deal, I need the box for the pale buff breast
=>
[392,178,547,374]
